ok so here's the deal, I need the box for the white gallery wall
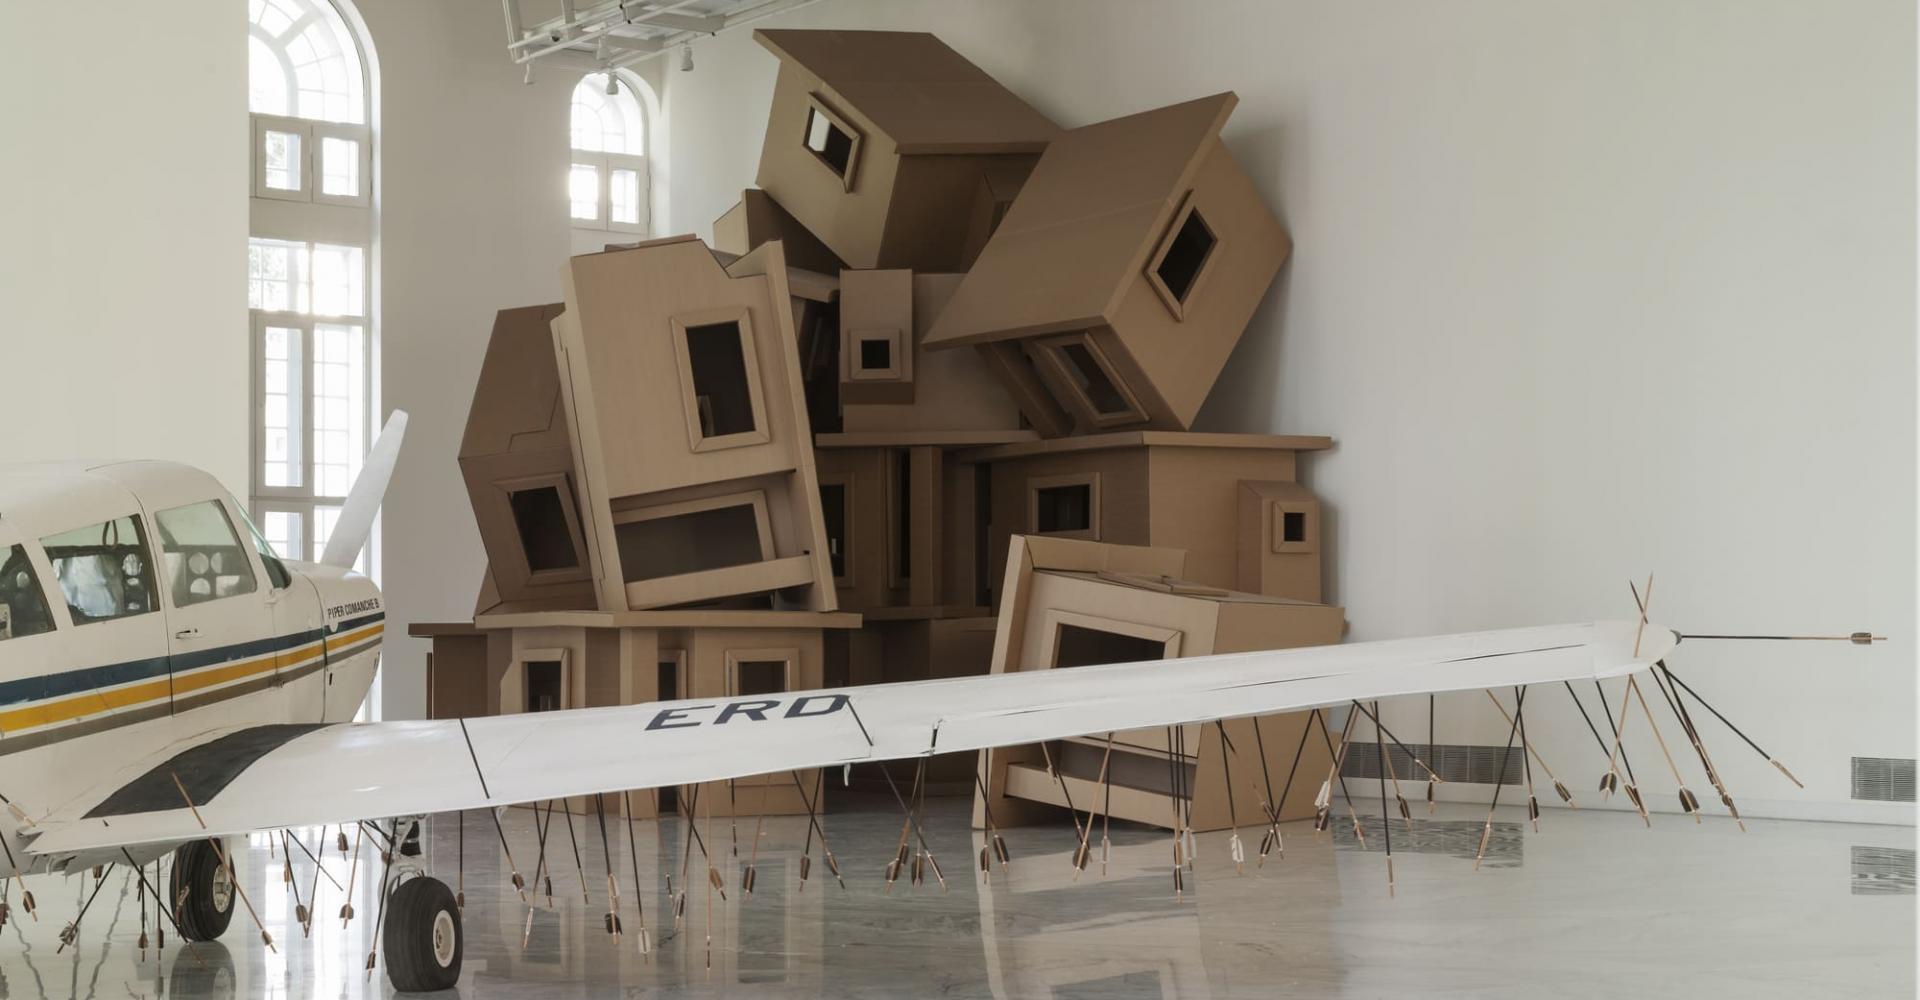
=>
[662,0,1916,821]
[348,2,578,720]
[0,1,250,494]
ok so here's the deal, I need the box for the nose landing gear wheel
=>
[383,875,462,992]
[170,839,235,941]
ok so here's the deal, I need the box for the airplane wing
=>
[23,619,1674,861]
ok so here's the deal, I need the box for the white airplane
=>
[0,412,1859,991]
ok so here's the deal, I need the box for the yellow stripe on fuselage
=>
[0,622,383,734]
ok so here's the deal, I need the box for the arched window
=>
[570,73,650,235]
[246,0,376,572]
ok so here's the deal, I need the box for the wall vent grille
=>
[1342,743,1521,786]
[1850,757,1916,802]
[1850,846,1916,896]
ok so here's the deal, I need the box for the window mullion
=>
[301,319,317,502]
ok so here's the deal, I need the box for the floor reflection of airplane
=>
[0,413,1868,992]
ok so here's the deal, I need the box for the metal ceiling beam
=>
[504,0,831,73]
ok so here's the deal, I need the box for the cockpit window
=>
[227,499,293,591]
[41,516,160,625]
[155,501,259,607]
[0,544,56,640]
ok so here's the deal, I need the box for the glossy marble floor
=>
[0,794,1910,999]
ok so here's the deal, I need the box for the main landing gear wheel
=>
[170,839,235,941]
[384,875,463,992]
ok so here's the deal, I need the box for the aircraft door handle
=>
[173,627,201,640]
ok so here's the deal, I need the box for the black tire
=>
[170,839,234,942]
[383,876,462,992]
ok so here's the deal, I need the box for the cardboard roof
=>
[924,93,1239,348]
[754,30,1059,155]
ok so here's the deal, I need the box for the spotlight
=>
[680,44,693,72]
[604,72,619,95]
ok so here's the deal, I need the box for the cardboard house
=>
[924,93,1292,436]
[835,270,1028,435]
[963,430,1329,603]
[458,304,598,612]
[413,606,860,818]
[973,536,1342,833]
[752,29,1060,272]
[554,236,838,612]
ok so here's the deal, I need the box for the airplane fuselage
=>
[0,461,384,869]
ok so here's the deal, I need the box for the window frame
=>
[249,307,372,565]
[816,473,854,587]
[669,307,771,453]
[0,543,60,642]
[610,490,777,583]
[846,327,906,382]
[1041,609,1184,668]
[497,473,592,586]
[40,514,163,627]
[504,647,573,714]
[153,499,261,610]
[801,95,862,191]
[1269,499,1318,555]
[723,648,799,699]
[312,122,373,208]
[1031,334,1149,429]
[251,115,372,206]
[569,150,648,234]
[1143,194,1223,321]
[1027,472,1102,541]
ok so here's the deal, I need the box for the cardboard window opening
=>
[817,476,852,584]
[1145,196,1223,321]
[502,647,571,714]
[1043,609,1183,669]
[889,449,912,586]
[1031,335,1148,428]
[1270,501,1317,554]
[1028,472,1100,540]
[724,648,799,698]
[849,329,903,380]
[669,308,772,453]
[611,491,776,583]
[802,97,861,191]
[504,476,586,576]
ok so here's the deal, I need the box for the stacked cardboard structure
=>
[411,29,1340,829]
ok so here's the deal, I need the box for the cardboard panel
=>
[838,268,915,404]
[1237,479,1324,601]
[712,189,846,274]
[975,536,1344,832]
[460,303,597,608]
[555,237,836,611]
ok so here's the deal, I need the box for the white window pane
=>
[310,322,365,500]
[262,510,302,562]
[311,243,364,317]
[248,238,310,313]
[261,325,303,488]
[610,168,639,225]
[320,136,359,197]
[252,0,365,124]
[569,163,600,221]
[263,129,302,191]
[571,75,645,156]
[248,36,290,115]
[312,505,341,562]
